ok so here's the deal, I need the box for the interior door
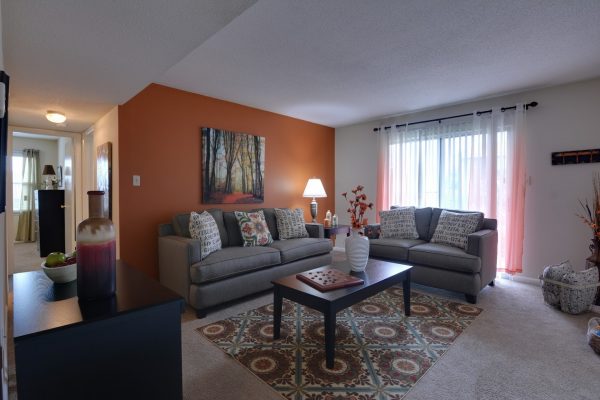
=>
[61,138,75,253]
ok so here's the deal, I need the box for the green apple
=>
[46,252,66,267]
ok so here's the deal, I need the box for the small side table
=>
[324,224,351,243]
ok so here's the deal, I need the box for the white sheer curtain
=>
[377,105,527,273]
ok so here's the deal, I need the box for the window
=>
[12,154,24,212]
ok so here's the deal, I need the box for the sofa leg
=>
[488,280,495,287]
[465,294,477,304]
[195,308,207,319]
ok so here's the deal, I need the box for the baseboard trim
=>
[591,305,600,314]
[500,273,540,286]
[333,246,345,252]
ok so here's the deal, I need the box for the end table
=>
[324,224,351,243]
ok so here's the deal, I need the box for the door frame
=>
[6,126,82,274]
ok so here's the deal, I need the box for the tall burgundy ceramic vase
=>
[77,191,116,300]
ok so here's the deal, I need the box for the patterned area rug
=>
[198,286,482,400]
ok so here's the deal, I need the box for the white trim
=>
[500,273,540,286]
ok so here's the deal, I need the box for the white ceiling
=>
[4,0,600,131]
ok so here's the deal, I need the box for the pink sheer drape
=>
[377,105,527,274]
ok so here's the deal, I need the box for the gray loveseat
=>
[368,207,497,303]
[158,208,333,317]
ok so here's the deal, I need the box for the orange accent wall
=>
[119,84,335,278]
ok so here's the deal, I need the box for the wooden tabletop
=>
[13,261,183,339]
[272,258,411,302]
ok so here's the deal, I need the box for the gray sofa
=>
[368,207,497,303]
[158,208,333,317]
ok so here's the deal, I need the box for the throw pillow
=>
[559,267,599,314]
[274,208,309,240]
[189,211,222,260]
[379,207,419,239]
[541,260,574,307]
[234,210,274,247]
[430,210,483,250]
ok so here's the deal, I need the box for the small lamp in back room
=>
[42,164,56,189]
[303,178,327,223]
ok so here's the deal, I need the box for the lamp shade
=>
[42,164,56,175]
[303,178,327,198]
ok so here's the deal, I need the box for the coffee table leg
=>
[403,270,411,316]
[324,309,336,369]
[273,287,282,340]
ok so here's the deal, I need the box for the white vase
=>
[345,229,369,272]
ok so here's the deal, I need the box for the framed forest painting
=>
[201,127,265,204]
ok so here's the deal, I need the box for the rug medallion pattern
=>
[198,287,482,400]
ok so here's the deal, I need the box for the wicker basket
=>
[587,317,600,354]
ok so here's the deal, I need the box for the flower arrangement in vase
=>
[578,172,600,261]
[341,185,373,272]
[341,185,374,231]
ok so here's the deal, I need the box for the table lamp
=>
[42,164,56,189]
[303,178,327,223]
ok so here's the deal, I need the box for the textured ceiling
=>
[3,0,600,131]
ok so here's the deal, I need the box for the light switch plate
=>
[133,175,141,187]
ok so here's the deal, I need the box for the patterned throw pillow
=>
[430,210,483,250]
[234,210,274,247]
[541,260,574,307]
[559,267,599,314]
[274,208,309,240]
[379,207,419,239]
[189,211,222,260]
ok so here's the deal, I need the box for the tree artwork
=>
[201,127,265,204]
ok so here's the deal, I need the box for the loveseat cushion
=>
[428,208,483,241]
[190,246,281,284]
[269,238,332,264]
[380,207,419,239]
[430,210,483,250]
[408,243,481,273]
[370,238,426,261]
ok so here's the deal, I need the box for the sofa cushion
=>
[370,238,426,261]
[408,243,481,273]
[172,209,228,247]
[430,210,483,250]
[274,208,309,239]
[224,211,244,247]
[380,207,419,239]
[190,246,281,284]
[189,211,222,260]
[269,238,332,264]
[235,210,274,247]
[392,206,432,240]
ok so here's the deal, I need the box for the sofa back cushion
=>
[223,211,244,247]
[391,206,432,240]
[172,209,229,247]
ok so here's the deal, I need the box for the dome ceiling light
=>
[46,110,66,123]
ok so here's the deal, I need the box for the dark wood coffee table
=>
[272,259,411,369]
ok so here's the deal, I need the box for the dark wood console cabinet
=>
[13,261,184,400]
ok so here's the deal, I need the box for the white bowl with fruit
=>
[42,251,77,283]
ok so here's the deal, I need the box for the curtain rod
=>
[372,101,538,132]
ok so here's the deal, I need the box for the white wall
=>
[12,135,59,176]
[86,107,120,257]
[336,77,600,279]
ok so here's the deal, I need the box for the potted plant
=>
[341,185,373,272]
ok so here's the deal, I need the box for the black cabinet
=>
[35,189,65,256]
[13,262,184,400]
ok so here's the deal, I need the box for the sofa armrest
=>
[305,223,324,238]
[467,229,498,287]
[158,235,202,302]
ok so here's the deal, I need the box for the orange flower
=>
[341,184,371,229]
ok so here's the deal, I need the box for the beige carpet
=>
[180,251,600,400]
[12,242,45,274]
